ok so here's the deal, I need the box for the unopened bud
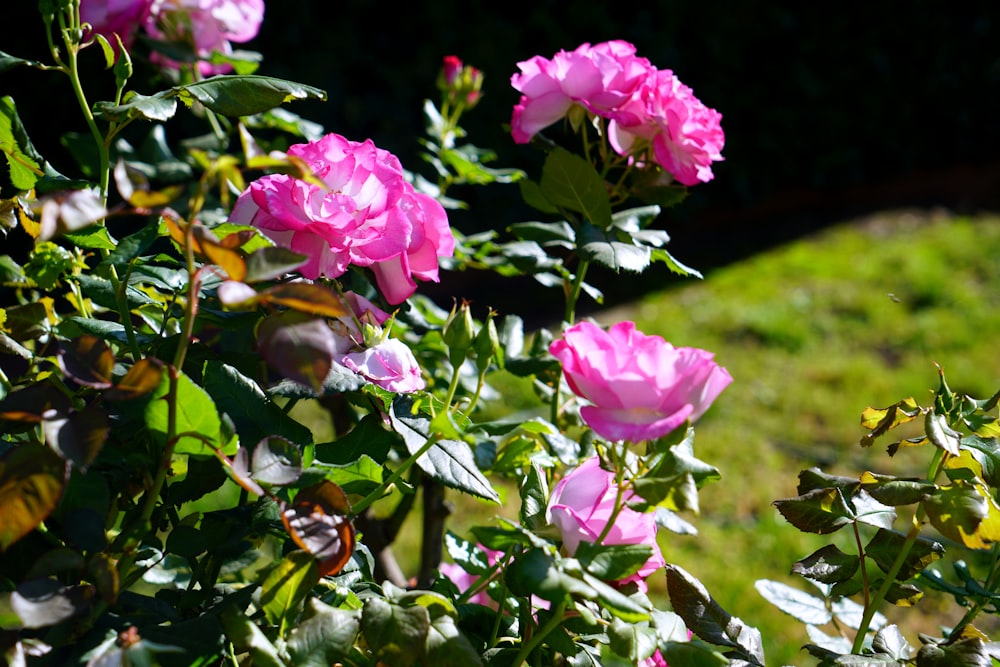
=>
[442,300,475,367]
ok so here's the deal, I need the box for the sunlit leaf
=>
[791,544,859,584]
[754,579,831,626]
[287,598,361,667]
[773,487,854,534]
[251,436,302,485]
[11,579,93,628]
[390,398,499,503]
[859,397,921,447]
[0,96,44,190]
[361,597,430,667]
[170,75,327,117]
[665,565,765,666]
[0,445,68,550]
[259,550,320,635]
[145,368,233,456]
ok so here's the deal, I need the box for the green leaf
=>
[0,96,43,190]
[58,315,154,347]
[0,445,68,551]
[0,51,43,74]
[170,75,327,117]
[665,565,765,666]
[916,637,991,667]
[425,611,484,667]
[866,529,944,580]
[924,483,998,549]
[220,605,284,667]
[791,544,860,584]
[145,368,235,456]
[390,398,499,503]
[259,550,320,636]
[314,455,384,497]
[202,361,312,447]
[63,224,117,250]
[287,598,361,667]
[850,489,897,529]
[578,221,651,273]
[101,221,161,270]
[540,147,612,228]
[753,579,832,625]
[575,542,654,582]
[93,91,178,122]
[773,487,855,534]
[11,579,93,629]
[926,410,962,456]
[504,548,589,603]
[660,640,729,667]
[361,597,430,667]
[860,471,935,506]
[250,436,303,485]
[243,246,307,283]
[519,462,549,531]
[518,178,558,214]
[508,220,575,246]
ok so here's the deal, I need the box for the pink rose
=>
[509,40,652,144]
[609,69,725,186]
[231,133,453,305]
[145,0,264,74]
[547,457,664,589]
[369,187,455,305]
[341,339,424,393]
[81,0,153,49]
[549,321,732,442]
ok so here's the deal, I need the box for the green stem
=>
[511,600,568,667]
[850,446,947,653]
[564,258,590,326]
[351,433,441,515]
[852,521,871,611]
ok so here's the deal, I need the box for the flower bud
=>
[473,310,500,374]
[442,300,475,368]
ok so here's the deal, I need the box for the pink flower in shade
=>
[609,69,725,186]
[439,545,503,609]
[547,457,664,590]
[549,321,732,443]
[145,0,264,74]
[509,40,653,144]
[442,55,464,88]
[81,0,154,49]
[231,133,453,305]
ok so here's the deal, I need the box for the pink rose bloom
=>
[231,133,453,305]
[369,187,455,305]
[439,545,503,608]
[609,69,725,186]
[547,457,664,589]
[81,0,153,49]
[145,0,264,74]
[341,339,424,393]
[549,321,732,442]
[510,40,652,144]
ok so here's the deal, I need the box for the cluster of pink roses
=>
[510,41,724,186]
[81,0,264,73]
[231,132,454,305]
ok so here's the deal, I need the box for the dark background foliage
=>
[4,2,1000,315]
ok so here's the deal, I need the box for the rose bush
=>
[11,6,997,666]
[550,320,733,442]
